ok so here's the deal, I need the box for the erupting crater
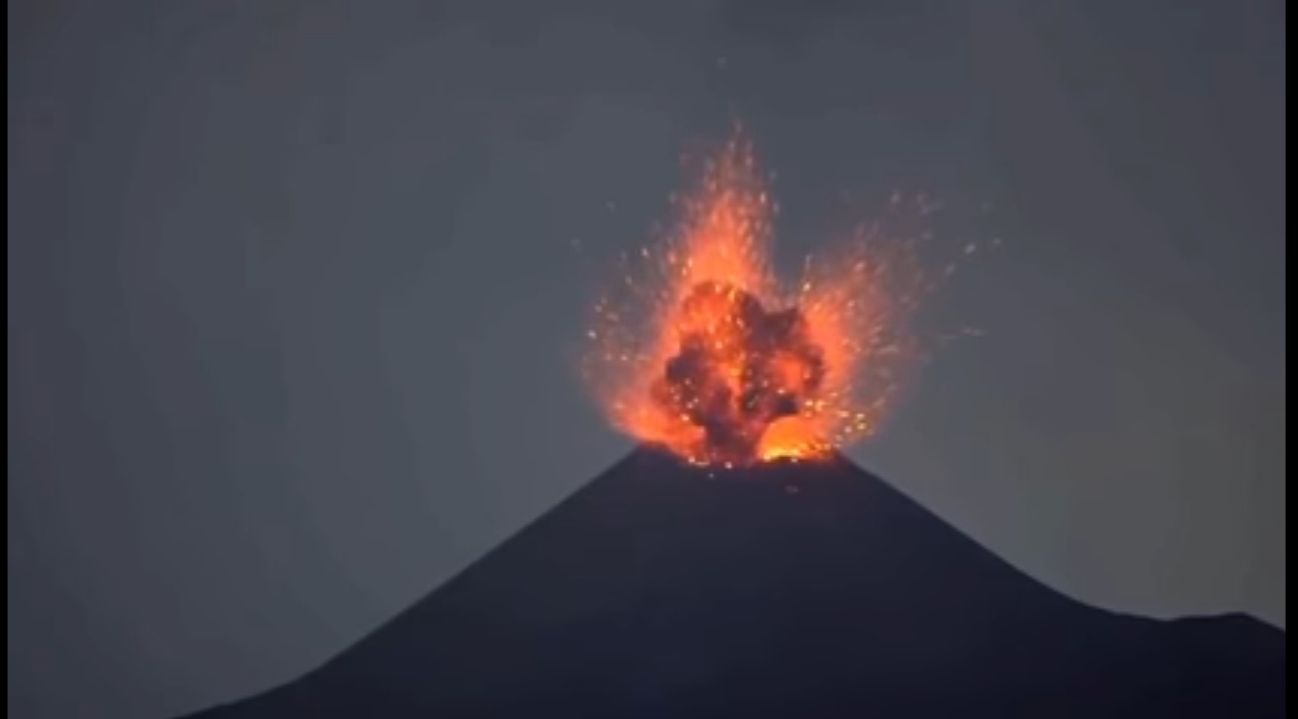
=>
[585,132,927,467]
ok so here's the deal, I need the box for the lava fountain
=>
[585,132,928,467]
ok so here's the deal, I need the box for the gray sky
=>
[8,1,1284,717]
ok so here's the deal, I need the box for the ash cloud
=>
[651,281,825,463]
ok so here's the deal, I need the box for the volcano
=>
[186,448,1285,718]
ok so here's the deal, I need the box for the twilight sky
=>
[8,1,1284,717]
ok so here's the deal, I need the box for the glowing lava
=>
[585,133,925,467]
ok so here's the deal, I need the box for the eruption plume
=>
[585,132,927,466]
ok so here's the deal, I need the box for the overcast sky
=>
[8,1,1284,717]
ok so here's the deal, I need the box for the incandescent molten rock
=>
[650,281,826,465]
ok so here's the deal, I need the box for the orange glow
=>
[585,131,926,467]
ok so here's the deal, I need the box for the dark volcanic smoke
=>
[649,281,826,465]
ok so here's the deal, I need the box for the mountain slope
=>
[187,448,1285,717]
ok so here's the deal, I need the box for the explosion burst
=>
[585,132,928,467]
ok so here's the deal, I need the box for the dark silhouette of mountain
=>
[186,447,1285,717]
